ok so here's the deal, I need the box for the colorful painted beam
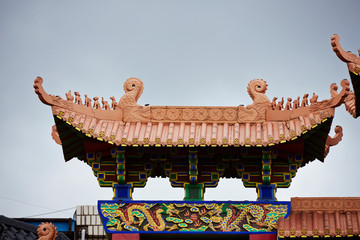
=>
[98,200,290,235]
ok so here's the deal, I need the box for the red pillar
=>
[249,234,277,240]
[112,233,140,240]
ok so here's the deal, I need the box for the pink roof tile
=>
[278,198,360,238]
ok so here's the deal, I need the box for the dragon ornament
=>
[218,204,287,232]
[238,79,271,122]
[103,203,166,232]
[118,77,150,122]
[37,222,58,240]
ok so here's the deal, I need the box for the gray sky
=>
[1,0,360,218]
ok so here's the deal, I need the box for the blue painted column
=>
[113,183,133,201]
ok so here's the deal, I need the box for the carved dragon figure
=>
[37,222,58,240]
[216,204,288,232]
[118,77,150,122]
[247,79,271,109]
[238,79,272,122]
[110,204,166,232]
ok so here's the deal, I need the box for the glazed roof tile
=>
[54,107,333,148]
[278,197,360,238]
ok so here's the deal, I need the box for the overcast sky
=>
[1,1,360,218]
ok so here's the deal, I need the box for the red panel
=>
[112,233,140,240]
[249,234,277,240]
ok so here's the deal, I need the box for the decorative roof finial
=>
[37,222,58,240]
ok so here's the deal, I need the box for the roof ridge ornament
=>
[37,222,58,240]
[119,77,150,122]
[331,34,360,75]
[324,125,343,157]
[331,34,360,118]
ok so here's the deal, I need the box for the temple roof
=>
[34,35,358,163]
[34,77,347,163]
[277,197,360,238]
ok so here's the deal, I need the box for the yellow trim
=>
[108,141,114,145]
[132,144,139,147]
[75,127,81,131]
[256,144,262,147]
[144,144,149,147]
[312,124,318,129]
[280,140,286,143]
[222,145,228,147]
[245,144,251,147]
[189,145,195,147]
[97,138,103,141]
[200,144,206,147]
[66,121,71,125]
[178,145,184,147]
[85,134,91,137]
[166,145,172,147]
[155,144,161,147]
[121,144,127,147]
[56,116,62,119]
[322,118,328,122]
[211,145,217,147]
[269,143,275,146]
[291,137,298,140]
[302,130,308,134]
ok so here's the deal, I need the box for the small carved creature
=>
[285,98,292,110]
[93,97,100,109]
[276,97,284,110]
[84,94,92,107]
[271,97,277,110]
[37,222,58,240]
[65,90,74,102]
[102,97,110,110]
[110,96,117,110]
[74,91,82,105]
[310,93,318,105]
[301,94,309,107]
[293,96,300,109]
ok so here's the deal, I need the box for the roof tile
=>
[278,198,360,238]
